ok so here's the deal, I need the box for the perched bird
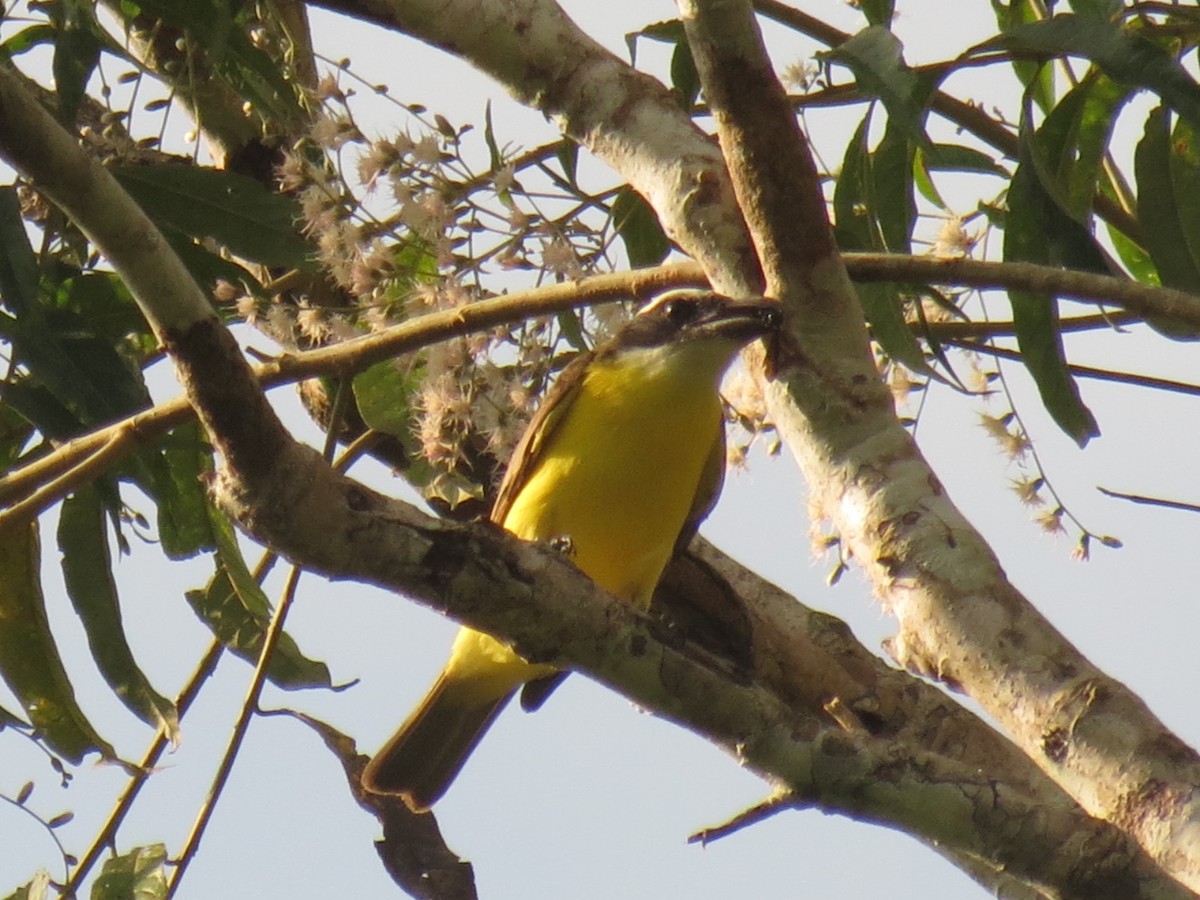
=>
[362,288,779,811]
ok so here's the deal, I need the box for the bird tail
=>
[362,673,514,812]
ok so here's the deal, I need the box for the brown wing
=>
[489,348,595,526]
[673,412,727,556]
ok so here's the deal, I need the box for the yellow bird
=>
[362,289,778,811]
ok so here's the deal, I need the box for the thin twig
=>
[947,339,1200,398]
[1097,487,1200,514]
[62,641,225,899]
[687,793,798,847]
[166,565,303,897]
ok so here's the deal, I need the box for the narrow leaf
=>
[58,486,180,740]
[1003,132,1101,444]
[0,187,39,316]
[113,165,309,268]
[985,15,1200,128]
[0,521,115,763]
[834,114,932,376]
[827,27,934,148]
[612,188,670,268]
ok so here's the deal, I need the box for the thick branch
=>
[679,0,1200,890]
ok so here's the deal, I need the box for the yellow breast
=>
[500,349,723,607]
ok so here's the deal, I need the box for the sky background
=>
[2,2,1199,898]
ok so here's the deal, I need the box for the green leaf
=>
[186,509,331,690]
[1028,72,1130,220]
[91,844,168,900]
[833,114,931,377]
[483,101,503,173]
[612,188,670,268]
[121,420,215,561]
[990,0,1056,112]
[985,15,1200,129]
[58,486,180,741]
[112,165,310,268]
[625,20,699,111]
[1068,0,1122,18]
[1136,106,1200,294]
[669,37,700,111]
[872,120,916,254]
[0,23,56,58]
[922,143,1011,177]
[1003,122,1101,445]
[12,303,152,429]
[53,272,157,363]
[51,0,103,126]
[146,423,216,559]
[555,140,579,187]
[0,378,83,442]
[0,401,34,470]
[353,360,422,443]
[0,187,39,316]
[858,0,895,27]
[827,27,935,148]
[0,520,116,764]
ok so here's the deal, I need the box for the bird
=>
[361,288,779,811]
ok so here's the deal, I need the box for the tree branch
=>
[678,0,1200,891]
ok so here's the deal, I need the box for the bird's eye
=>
[663,298,698,325]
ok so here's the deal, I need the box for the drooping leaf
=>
[0,187,39,316]
[50,0,103,126]
[990,0,1056,112]
[872,120,916,254]
[0,521,116,764]
[112,165,310,268]
[983,15,1200,128]
[1136,106,1200,294]
[612,188,670,268]
[11,303,152,429]
[833,113,931,377]
[91,844,168,900]
[827,27,935,148]
[57,486,180,741]
[140,422,217,560]
[186,508,331,690]
[1003,112,1102,444]
[1133,106,1200,338]
[0,378,83,443]
[1026,72,1130,220]
[2,216,151,432]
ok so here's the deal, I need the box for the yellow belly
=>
[502,358,721,606]
[447,349,724,690]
